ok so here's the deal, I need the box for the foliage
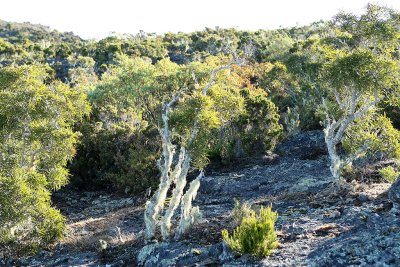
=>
[260,61,298,110]
[263,46,326,131]
[70,56,161,192]
[71,55,248,192]
[0,1,399,210]
[0,65,90,253]
[342,114,400,162]
[322,48,399,96]
[210,64,283,163]
[379,166,400,183]
[317,6,400,182]
[234,88,282,154]
[67,55,98,87]
[222,206,278,257]
[266,5,400,182]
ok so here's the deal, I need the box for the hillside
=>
[2,131,398,266]
[0,19,83,44]
[1,4,400,267]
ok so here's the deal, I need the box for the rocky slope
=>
[3,131,399,266]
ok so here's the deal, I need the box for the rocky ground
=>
[3,131,400,266]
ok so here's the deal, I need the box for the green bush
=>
[222,206,278,257]
[71,55,247,192]
[342,114,400,162]
[71,120,160,193]
[379,166,399,183]
[0,65,90,254]
[212,87,283,163]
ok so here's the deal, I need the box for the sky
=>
[1,0,400,40]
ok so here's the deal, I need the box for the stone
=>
[276,130,327,160]
[329,210,341,219]
[388,176,400,212]
[358,193,370,202]
[219,242,235,263]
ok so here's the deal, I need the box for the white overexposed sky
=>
[1,0,400,40]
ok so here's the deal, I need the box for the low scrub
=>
[222,206,278,257]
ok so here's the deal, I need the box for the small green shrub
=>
[379,166,399,183]
[222,206,278,257]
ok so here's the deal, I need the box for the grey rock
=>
[388,176,400,211]
[276,130,327,160]
[137,242,222,267]
[329,210,341,219]
[358,193,370,202]
[219,242,235,263]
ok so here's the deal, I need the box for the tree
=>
[277,5,400,185]
[70,54,251,193]
[0,65,90,253]
[321,48,399,184]
[144,55,246,241]
[319,5,400,185]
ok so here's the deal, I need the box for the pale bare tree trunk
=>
[144,95,178,240]
[161,149,190,240]
[175,171,203,240]
[322,89,382,188]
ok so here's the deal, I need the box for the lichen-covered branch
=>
[174,171,203,240]
[323,89,383,186]
[160,149,190,240]
[144,94,179,240]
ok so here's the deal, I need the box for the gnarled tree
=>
[144,56,245,241]
[322,48,399,181]
[320,6,400,185]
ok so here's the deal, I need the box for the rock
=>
[276,130,327,160]
[137,242,221,267]
[262,151,279,165]
[219,242,235,263]
[388,176,400,212]
[329,210,341,219]
[358,193,370,203]
[309,222,400,266]
[284,223,307,240]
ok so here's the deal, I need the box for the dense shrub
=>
[222,206,278,257]
[342,113,400,163]
[71,55,255,192]
[71,120,160,193]
[210,63,283,163]
[70,57,162,193]
[379,166,400,183]
[0,65,90,254]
